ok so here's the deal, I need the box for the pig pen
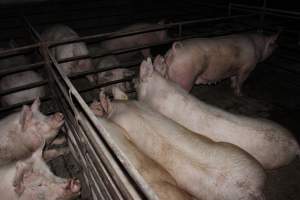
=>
[0,1,300,200]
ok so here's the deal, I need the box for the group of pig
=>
[89,55,299,200]
[1,20,299,200]
[0,98,81,199]
[86,25,298,199]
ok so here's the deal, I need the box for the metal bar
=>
[41,13,256,48]
[44,40,143,199]
[0,43,40,57]
[231,3,300,18]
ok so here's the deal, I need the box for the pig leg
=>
[230,76,237,89]
[43,147,70,162]
[235,67,253,96]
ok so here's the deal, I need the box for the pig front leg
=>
[230,76,237,90]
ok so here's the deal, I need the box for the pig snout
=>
[50,112,64,128]
[62,178,81,199]
[65,178,81,193]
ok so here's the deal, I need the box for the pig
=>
[41,24,95,83]
[164,32,279,95]
[91,88,266,200]
[89,46,134,93]
[100,21,169,62]
[0,46,45,106]
[136,56,300,169]
[0,98,64,166]
[0,143,80,200]
[90,113,196,200]
[0,71,46,106]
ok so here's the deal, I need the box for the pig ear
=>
[153,55,168,77]
[90,100,105,117]
[99,91,112,116]
[172,42,183,54]
[20,105,33,131]
[139,57,154,81]
[31,97,41,112]
[112,87,128,100]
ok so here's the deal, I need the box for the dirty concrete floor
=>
[191,62,300,200]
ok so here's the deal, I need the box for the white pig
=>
[137,56,300,169]
[0,144,81,200]
[90,115,196,200]
[100,21,169,62]
[41,24,95,82]
[0,47,45,106]
[0,71,45,106]
[89,46,134,93]
[91,88,266,200]
[0,98,64,166]
[164,32,279,95]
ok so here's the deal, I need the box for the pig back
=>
[96,117,195,200]
[108,100,266,200]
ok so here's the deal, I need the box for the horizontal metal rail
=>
[230,3,300,19]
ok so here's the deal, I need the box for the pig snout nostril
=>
[70,179,81,192]
[54,113,64,121]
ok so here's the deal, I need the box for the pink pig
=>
[0,143,80,200]
[0,98,65,166]
[165,32,279,96]
[100,20,169,62]
[41,24,95,83]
